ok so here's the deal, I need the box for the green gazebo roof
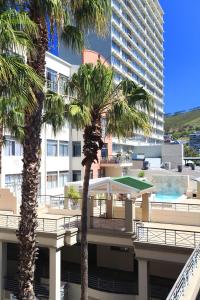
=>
[114,176,153,192]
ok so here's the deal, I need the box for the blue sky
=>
[160,0,200,113]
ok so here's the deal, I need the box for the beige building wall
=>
[0,189,17,214]
[105,167,123,177]
[97,245,134,272]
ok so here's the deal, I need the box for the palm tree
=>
[0,1,110,298]
[66,62,154,300]
[0,8,43,182]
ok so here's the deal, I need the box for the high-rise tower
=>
[60,0,164,145]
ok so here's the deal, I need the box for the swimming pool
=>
[154,193,183,202]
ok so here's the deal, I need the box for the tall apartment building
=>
[60,0,164,147]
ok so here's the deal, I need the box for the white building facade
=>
[2,52,83,200]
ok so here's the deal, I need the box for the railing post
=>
[175,230,176,246]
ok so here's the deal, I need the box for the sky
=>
[160,0,200,113]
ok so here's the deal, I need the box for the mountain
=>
[165,108,200,134]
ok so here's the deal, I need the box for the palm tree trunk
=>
[81,114,104,300]
[81,160,92,300]
[16,2,47,299]
[0,123,3,186]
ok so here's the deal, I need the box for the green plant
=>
[66,186,81,203]
[138,170,145,178]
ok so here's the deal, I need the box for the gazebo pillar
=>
[142,193,151,222]
[125,198,136,232]
[106,194,113,218]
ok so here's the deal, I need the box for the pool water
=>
[154,193,182,202]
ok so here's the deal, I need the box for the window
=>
[59,141,68,156]
[47,140,57,156]
[5,174,22,187]
[47,172,58,189]
[59,171,69,187]
[72,170,81,182]
[59,74,68,95]
[110,246,129,252]
[5,138,22,156]
[72,141,81,157]
[46,68,58,92]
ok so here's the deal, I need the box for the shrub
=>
[138,170,145,178]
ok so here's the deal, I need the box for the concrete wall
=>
[161,144,183,169]
[97,245,134,272]
[150,209,200,226]
[152,175,189,194]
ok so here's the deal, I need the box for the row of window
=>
[5,138,82,158]
[113,3,163,64]
[112,22,163,77]
[5,170,82,191]
[47,140,81,157]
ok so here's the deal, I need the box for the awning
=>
[65,176,154,196]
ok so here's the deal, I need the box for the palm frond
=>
[0,9,38,53]
[61,25,84,52]
[70,0,111,35]
[43,91,66,135]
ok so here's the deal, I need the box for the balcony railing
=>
[136,226,200,248]
[149,201,200,212]
[166,244,200,300]
[0,214,81,233]
[100,155,133,165]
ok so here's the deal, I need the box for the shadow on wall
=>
[151,175,189,195]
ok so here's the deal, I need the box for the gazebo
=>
[65,176,154,232]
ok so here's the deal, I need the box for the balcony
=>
[100,155,133,167]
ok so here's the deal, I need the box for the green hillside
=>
[165,109,200,133]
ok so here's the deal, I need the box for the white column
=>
[49,248,61,300]
[125,199,135,232]
[138,258,149,300]
[0,241,7,300]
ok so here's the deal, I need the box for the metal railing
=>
[100,155,133,165]
[65,271,138,295]
[149,201,200,212]
[136,226,200,248]
[166,244,200,300]
[5,277,67,299]
[0,214,81,233]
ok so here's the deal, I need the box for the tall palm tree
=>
[0,8,43,182]
[1,1,110,298]
[66,62,154,300]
